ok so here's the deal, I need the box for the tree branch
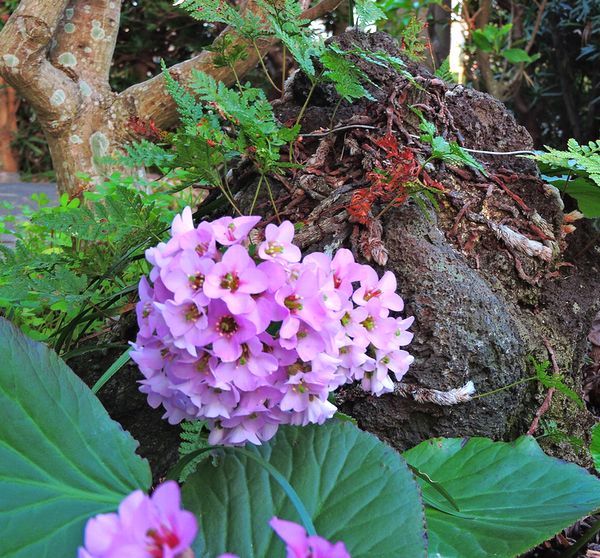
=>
[525,0,547,54]
[49,0,122,92]
[0,0,79,130]
[114,0,342,130]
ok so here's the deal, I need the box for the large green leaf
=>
[182,420,426,557]
[404,436,600,557]
[544,175,600,218]
[591,423,600,473]
[0,318,152,558]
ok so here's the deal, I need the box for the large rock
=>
[270,30,600,461]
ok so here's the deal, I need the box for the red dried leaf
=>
[127,116,166,141]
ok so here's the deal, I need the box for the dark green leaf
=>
[502,48,536,64]
[591,423,600,473]
[0,318,151,558]
[404,436,600,557]
[182,420,427,557]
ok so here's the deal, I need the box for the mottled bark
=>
[0,0,341,196]
[0,77,19,178]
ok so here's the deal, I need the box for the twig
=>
[449,199,475,237]
[300,124,381,137]
[525,0,548,54]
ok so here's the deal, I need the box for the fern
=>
[320,47,374,102]
[124,140,176,171]
[354,0,386,28]
[435,57,458,83]
[0,177,185,349]
[412,107,487,175]
[530,356,585,410]
[260,0,318,78]
[178,420,211,481]
[401,17,427,61]
[173,0,246,32]
[533,139,600,187]
[529,139,600,217]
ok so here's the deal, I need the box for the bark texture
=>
[0,0,341,196]
[0,76,19,179]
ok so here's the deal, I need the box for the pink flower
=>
[353,268,404,311]
[161,250,215,305]
[196,300,257,362]
[211,215,261,246]
[215,518,351,558]
[204,244,267,314]
[78,481,197,558]
[158,299,208,356]
[269,517,351,558]
[258,221,302,263]
[276,269,327,338]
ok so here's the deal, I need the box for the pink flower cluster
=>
[131,208,414,445]
[78,481,197,558]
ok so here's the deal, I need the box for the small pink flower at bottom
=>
[270,517,351,558]
[217,518,351,558]
[78,481,197,558]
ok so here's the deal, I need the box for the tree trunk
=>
[0,0,341,196]
[0,76,19,181]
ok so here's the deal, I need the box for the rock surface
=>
[268,30,600,461]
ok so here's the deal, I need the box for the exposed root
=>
[395,381,476,405]
[488,222,554,262]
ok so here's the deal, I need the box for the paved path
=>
[0,182,58,246]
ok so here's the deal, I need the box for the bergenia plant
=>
[131,208,414,445]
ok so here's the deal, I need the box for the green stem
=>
[229,63,243,92]
[253,41,282,93]
[264,175,281,223]
[215,173,242,216]
[471,376,537,400]
[289,79,319,164]
[281,45,287,99]
[328,96,344,130]
[250,174,265,214]
[167,445,317,537]
[294,79,318,129]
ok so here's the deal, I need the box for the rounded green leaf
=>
[404,436,600,557]
[182,420,426,557]
[0,318,151,558]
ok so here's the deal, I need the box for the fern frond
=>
[178,420,211,481]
